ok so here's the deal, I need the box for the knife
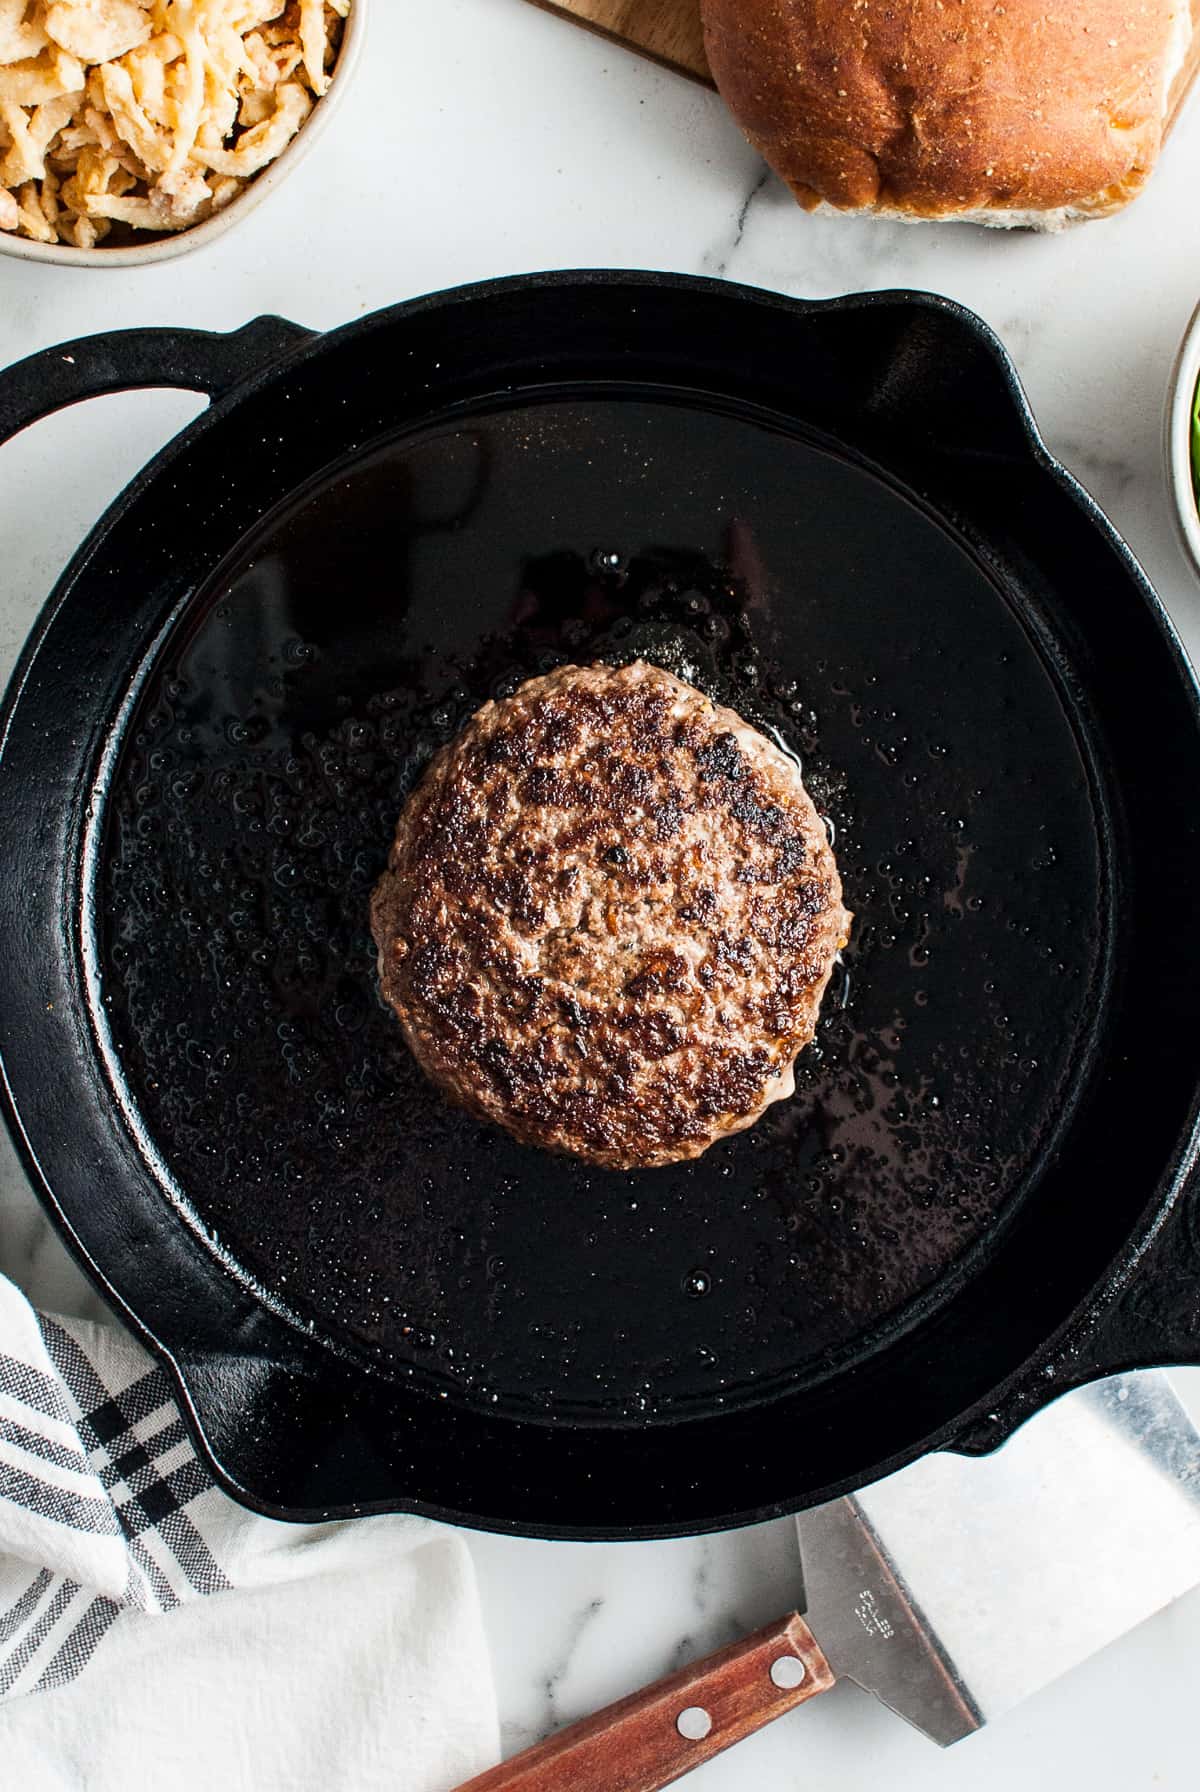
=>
[455,1371,1200,1790]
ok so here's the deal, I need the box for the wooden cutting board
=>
[524,0,712,85]
[523,0,1200,128]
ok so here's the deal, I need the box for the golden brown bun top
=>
[701,0,1181,219]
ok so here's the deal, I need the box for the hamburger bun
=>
[701,0,1193,227]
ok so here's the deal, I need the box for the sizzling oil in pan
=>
[100,393,1108,1421]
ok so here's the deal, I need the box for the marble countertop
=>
[4,2,1200,1785]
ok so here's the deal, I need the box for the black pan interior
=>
[98,385,1111,1423]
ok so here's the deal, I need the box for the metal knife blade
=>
[797,1371,1200,1745]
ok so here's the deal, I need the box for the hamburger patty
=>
[370,661,851,1169]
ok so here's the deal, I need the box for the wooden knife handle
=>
[454,1613,835,1792]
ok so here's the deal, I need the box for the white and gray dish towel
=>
[0,1270,499,1790]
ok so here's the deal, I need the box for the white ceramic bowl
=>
[0,0,365,269]
[1165,295,1200,580]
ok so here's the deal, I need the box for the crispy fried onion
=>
[0,0,348,246]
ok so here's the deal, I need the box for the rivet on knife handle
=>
[452,1613,836,1792]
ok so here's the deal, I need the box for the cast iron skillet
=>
[2,273,1200,1540]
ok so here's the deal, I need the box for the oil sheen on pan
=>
[99,392,1108,1422]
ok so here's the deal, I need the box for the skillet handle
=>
[453,1614,835,1792]
[0,315,313,446]
[955,1151,1200,1454]
[1073,1156,1200,1375]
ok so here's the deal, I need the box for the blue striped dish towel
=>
[0,1270,498,1790]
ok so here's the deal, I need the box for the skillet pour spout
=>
[1,273,1199,1538]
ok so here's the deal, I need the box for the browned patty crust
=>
[370,662,851,1169]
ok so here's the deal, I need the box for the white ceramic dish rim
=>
[0,0,364,268]
[1165,293,1200,582]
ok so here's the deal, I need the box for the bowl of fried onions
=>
[0,0,361,264]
